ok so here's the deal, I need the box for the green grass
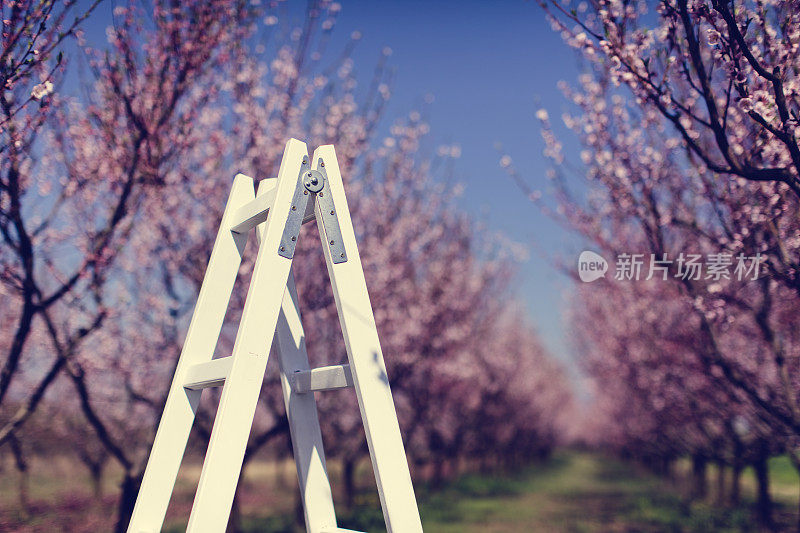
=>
[2,451,798,531]
[336,452,798,532]
[220,452,798,532]
[413,453,759,533]
[764,456,800,491]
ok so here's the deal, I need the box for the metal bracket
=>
[315,159,347,264]
[278,157,313,259]
[278,156,347,263]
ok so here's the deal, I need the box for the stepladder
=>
[127,139,423,533]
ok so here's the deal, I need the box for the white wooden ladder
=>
[127,139,423,533]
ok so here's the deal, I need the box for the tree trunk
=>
[294,486,305,530]
[277,455,292,490]
[691,454,707,500]
[432,459,445,489]
[730,461,742,506]
[715,461,726,506]
[114,472,141,533]
[443,459,454,481]
[226,475,244,533]
[88,461,105,499]
[10,436,30,515]
[343,457,357,509]
[753,453,774,528]
[658,455,672,478]
[478,457,488,473]
[660,456,675,484]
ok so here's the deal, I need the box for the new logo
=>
[578,251,608,283]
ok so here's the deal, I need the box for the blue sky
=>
[325,0,585,367]
[79,0,586,370]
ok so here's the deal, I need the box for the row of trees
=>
[525,0,799,527]
[0,1,571,530]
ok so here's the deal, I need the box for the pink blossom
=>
[30,80,54,100]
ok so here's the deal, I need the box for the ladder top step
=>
[183,356,232,390]
[291,363,353,394]
[230,178,278,234]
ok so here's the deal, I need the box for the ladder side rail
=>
[128,173,255,533]
[253,178,338,533]
[275,271,339,533]
[186,139,309,532]
[310,146,423,533]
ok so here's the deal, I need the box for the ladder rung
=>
[291,364,353,393]
[321,528,365,533]
[230,179,278,234]
[183,357,233,390]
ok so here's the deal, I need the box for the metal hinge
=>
[314,158,347,264]
[278,156,347,264]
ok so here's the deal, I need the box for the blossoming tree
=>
[0,1,573,531]
[518,0,800,525]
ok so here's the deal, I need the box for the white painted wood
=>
[183,356,232,390]
[127,173,255,533]
[274,271,339,532]
[320,529,365,533]
[252,176,338,532]
[186,139,309,532]
[129,142,422,533]
[230,178,278,234]
[310,146,423,533]
[291,364,353,394]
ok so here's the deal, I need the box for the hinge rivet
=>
[330,210,334,215]
[320,161,325,167]
[291,236,296,242]
[291,205,296,211]
[319,192,323,197]
[304,190,308,195]
[330,240,335,245]
[280,246,285,252]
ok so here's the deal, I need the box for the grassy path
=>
[413,453,798,532]
[3,451,797,531]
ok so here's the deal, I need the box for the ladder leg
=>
[128,174,254,533]
[186,139,309,532]
[275,271,338,533]
[310,146,423,533]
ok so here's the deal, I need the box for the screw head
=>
[330,240,335,245]
[303,170,324,193]
[291,236,296,242]
[291,205,296,211]
[304,190,309,195]
[318,192,323,197]
[340,253,345,258]
[330,210,334,215]
[280,246,285,252]
[320,161,325,167]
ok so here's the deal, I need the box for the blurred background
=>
[1,0,799,531]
